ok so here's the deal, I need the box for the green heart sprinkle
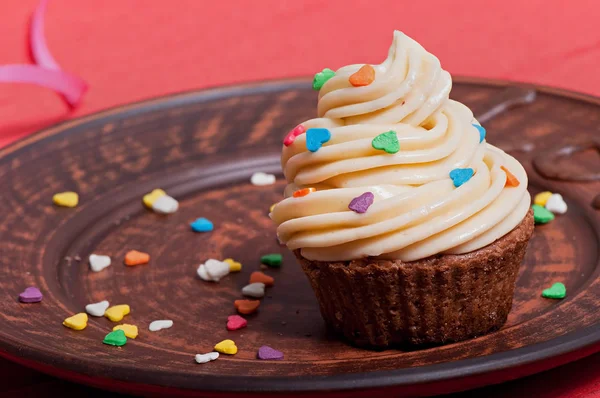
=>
[312,68,335,90]
[103,329,127,346]
[542,282,566,299]
[532,204,555,224]
[372,131,400,154]
[261,253,283,267]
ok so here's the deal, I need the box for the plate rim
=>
[1,76,600,394]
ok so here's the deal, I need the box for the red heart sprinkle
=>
[226,315,248,331]
[283,124,306,146]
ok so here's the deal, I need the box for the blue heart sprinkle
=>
[473,124,486,143]
[450,168,474,188]
[190,217,213,232]
[306,128,331,152]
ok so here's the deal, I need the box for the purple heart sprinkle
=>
[257,345,284,360]
[18,286,43,303]
[348,192,374,214]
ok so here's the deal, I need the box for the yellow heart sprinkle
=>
[143,189,166,208]
[113,324,138,339]
[63,313,88,330]
[53,192,79,208]
[224,258,242,272]
[270,203,277,213]
[534,191,553,207]
[104,304,130,322]
[214,339,238,355]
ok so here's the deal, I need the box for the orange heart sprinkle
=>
[249,271,274,287]
[349,65,375,87]
[234,299,260,315]
[293,187,316,198]
[500,166,520,187]
[124,250,150,266]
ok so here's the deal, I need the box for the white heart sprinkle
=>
[545,193,567,214]
[250,172,276,186]
[152,195,179,214]
[197,264,211,281]
[85,300,109,317]
[89,254,111,272]
[205,259,230,281]
[195,352,219,364]
[242,282,266,298]
[197,259,230,282]
[149,320,173,331]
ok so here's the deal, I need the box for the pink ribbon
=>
[1,0,88,108]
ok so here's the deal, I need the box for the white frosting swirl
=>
[271,31,530,262]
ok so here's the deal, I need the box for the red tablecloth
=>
[1,1,600,396]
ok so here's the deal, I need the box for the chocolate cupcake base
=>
[296,210,534,348]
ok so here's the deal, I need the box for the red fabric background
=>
[1,0,600,396]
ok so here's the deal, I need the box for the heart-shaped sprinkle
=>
[89,254,111,272]
[283,124,306,146]
[261,253,282,267]
[306,128,331,152]
[349,64,375,87]
[113,324,138,339]
[242,282,266,298]
[53,191,79,208]
[293,187,316,198]
[18,286,43,303]
[195,352,219,364]
[532,204,555,224]
[473,124,486,143]
[226,315,248,331]
[124,250,150,266]
[250,172,276,186]
[190,217,214,232]
[371,131,399,154]
[63,313,88,331]
[197,264,210,281]
[270,203,277,213]
[249,271,274,287]
[534,191,553,206]
[103,329,127,346]
[149,320,173,332]
[198,259,230,282]
[545,193,567,215]
[542,282,566,299]
[104,304,130,322]
[449,168,474,187]
[214,339,238,355]
[143,189,166,208]
[500,166,520,187]
[223,258,242,272]
[348,192,374,213]
[312,68,335,90]
[86,300,109,317]
[257,345,284,360]
[234,299,260,315]
[152,195,179,214]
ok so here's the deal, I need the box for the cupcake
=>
[271,31,533,348]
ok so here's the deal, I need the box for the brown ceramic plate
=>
[0,78,599,397]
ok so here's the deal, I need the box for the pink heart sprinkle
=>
[19,286,43,303]
[226,315,247,331]
[257,345,284,360]
[283,124,306,146]
[348,192,374,214]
